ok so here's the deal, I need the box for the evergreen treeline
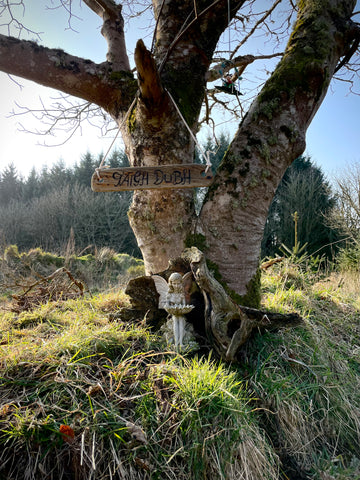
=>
[262,156,339,259]
[0,142,341,262]
[0,150,141,256]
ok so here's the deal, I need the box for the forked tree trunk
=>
[0,0,357,307]
[197,0,357,302]
[120,1,357,306]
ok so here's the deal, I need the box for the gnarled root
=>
[182,247,303,362]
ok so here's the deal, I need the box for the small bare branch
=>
[0,0,43,38]
[10,267,86,313]
[44,0,82,32]
[10,94,115,146]
[207,52,283,82]
[230,0,284,59]
[334,24,360,73]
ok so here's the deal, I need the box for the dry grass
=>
[256,261,360,479]
[0,293,279,480]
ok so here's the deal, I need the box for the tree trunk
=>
[183,246,303,361]
[118,0,357,303]
[119,40,197,274]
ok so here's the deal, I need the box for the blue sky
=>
[306,82,360,177]
[0,1,359,181]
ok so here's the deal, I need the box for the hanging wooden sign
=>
[91,164,213,192]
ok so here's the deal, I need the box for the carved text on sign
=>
[91,164,213,192]
[113,170,149,188]
[113,168,192,188]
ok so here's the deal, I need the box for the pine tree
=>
[0,163,22,206]
[73,152,98,187]
[22,167,41,202]
[262,156,338,259]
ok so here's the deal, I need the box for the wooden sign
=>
[91,164,213,192]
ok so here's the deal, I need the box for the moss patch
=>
[127,102,137,133]
[185,233,208,251]
[229,268,261,308]
[206,259,224,285]
[205,259,261,309]
[254,2,339,124]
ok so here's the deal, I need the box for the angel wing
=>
[182,271,193,304]
[152,275,169,309]
[182,271,193,285]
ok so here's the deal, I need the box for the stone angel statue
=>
[152,272,196,349]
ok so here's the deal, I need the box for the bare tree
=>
[0,0,359,354]
[330,161,360,242]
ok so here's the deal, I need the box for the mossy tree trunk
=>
[198,0,358,301]
[119,1,236,274]
[0,0,358,306]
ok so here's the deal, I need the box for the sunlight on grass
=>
[258,261,360,479]
[0,256,359,479]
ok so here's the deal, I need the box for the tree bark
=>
[0,34,136,118]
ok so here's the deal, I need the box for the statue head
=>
[168,272,184,293]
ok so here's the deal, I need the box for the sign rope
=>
[166,89,213,173]
[95,93,138,180]
[92,89,214,192]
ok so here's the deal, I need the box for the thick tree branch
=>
[0,34,136,118]
[152,0,245,122]
[157,0,228,73]
[199,0,357,298]
[83,0,130,71]
[84,0,119,17]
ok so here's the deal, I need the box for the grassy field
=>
[0,249,359,479]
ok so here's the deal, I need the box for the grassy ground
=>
[0,252,359,479]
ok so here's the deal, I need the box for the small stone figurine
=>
[152,272,197,349]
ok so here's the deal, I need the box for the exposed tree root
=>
[124,247,304,362]
[182,247,303,361]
